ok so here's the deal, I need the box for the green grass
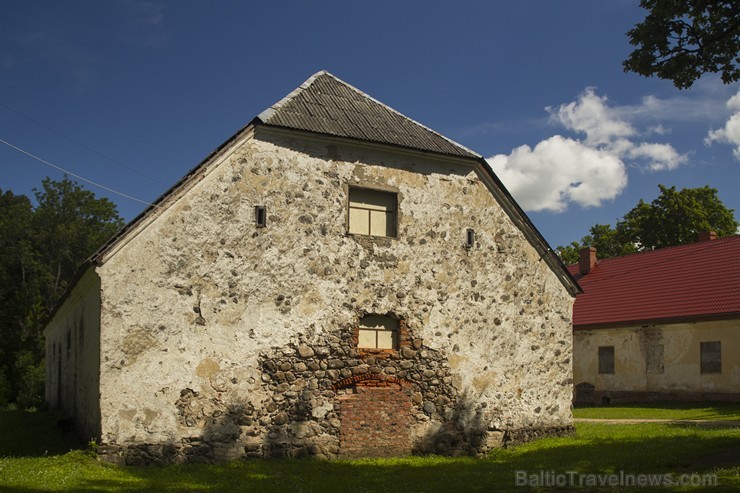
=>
[1,409,739,492]
[573,401,740,421]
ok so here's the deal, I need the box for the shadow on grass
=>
[2,423,738,492]
[0,408,85,457]
[575,400,740,415]
[574,401,740,423]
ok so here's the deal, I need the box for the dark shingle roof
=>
[257,71,479,159]
[568,235,740,329]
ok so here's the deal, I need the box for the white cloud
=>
[705,90,740,159]
[549,88,634,146]
[488,136,627,213]
[646,124,668,136]
[626,142,687,171]
[549,88,687,170]
[488,88,688,212]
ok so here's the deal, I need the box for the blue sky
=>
[1,0,738,249]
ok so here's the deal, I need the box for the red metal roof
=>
[568,235,740,329]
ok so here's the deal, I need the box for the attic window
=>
[255,206,267,228]
[358,315,398,350]
[348,187,396,238]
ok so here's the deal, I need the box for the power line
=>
[0,101,168,186]
[0,137,161,209]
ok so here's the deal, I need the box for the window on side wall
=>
[700,341,721,374]
[358,315,399,350]
[598,346,614,374]
[348,187,397,238]
[646,344,664,374]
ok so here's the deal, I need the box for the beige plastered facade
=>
[573,318,740,403]
[45,125,575,459]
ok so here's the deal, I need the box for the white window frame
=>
[348,187,397,238]
[358,315,399,350]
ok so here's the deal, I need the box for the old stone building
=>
[44,71,580,464]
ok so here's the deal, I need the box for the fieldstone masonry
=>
[77,124,575,465]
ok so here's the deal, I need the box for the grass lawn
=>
[1,408,739,492]
[573,401,740,421]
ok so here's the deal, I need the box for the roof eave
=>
[573,311,740,330]
[89,121,258,264]
[475,156,582,296]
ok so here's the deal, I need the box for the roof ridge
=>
[257,70,481,159]
[572,233,740,327]
[574,233,740,267]
[256,70,328,122]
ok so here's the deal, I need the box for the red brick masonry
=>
[338,379,413,458]
[333,373,412,391]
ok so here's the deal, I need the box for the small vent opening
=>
[465,228,475,249]
[255,206,267,228]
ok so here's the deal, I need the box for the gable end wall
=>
[95,128,574,463]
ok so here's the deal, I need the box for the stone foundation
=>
[583,390,740,406]
[98,425,576,466]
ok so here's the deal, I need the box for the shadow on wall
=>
[113,390,495,465]
[414,390,493,456]
[193,390,495,462]
[105,389,340,465]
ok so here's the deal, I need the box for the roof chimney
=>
[696,230,717,242]
[578,247,597,275]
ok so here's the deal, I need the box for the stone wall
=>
[94,126,575,464]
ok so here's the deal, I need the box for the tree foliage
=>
[0,177,123,408]
[623,0,740,89]
[557,184,738,264]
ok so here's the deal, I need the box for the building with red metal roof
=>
[569,232,740,404]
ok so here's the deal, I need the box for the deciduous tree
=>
[623,0,740,89]
[557,184,738,263]
[0,177,123,407]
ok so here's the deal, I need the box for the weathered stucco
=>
[64,125,573,463]
[574,319,740,404]
[44,267,102,439]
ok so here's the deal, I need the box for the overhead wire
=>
[0,101,169,186]
[0,137,161,209]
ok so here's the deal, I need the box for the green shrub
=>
[0,367,11,407]
[14,351,45,409]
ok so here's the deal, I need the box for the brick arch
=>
[336,374,414,458]
[332,373,412,391]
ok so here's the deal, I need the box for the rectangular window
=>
[348,187,396,237]
[358,315,399,350]
[700,341,721,374]
[646,344,664,374]
[598,346,614,374]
